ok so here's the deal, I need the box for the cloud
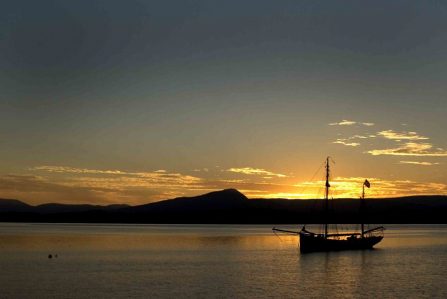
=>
[30,166,201,183]
[30,166,127,175]
[329,127,447,158]
[292,177,447,198]
[329,120,375,126]
[5,165,291,204]
[0,174,110,205]
[333,134,378,147]
[350,135,370,139]
[226,167,287,178]
[2,169,446,204]
[333,140,361,147]
[22,166,205,204]
[367,142,447,157]
[377,130,429,141]
[329,120,357,126]
[22,165,288,203]
[399,161,439,166]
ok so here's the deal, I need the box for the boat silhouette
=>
[273,157,384,253]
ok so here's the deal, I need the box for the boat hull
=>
[299,232,383,253]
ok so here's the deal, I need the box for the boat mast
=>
[361,183,365,238]
[324,157,330,238]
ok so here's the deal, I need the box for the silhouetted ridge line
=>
[1,190,447,223]
[130,188,248,212]
[35,203,130,214]
[0,198,33,212]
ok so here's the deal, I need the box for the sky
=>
[1,0,447,205]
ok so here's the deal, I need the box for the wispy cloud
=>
[378,130,429,141]
[30,166,201,183]
[329,120,374,126]
[23,166,205,204]
[0,174,113,205]
[2,170,446,204]
[350,135,373,139]
[333,134,377,147]
[367,142,447,157]
[329,120,357,126]
[31,166,127,175]
[19,165,290,203]
[399,161,440,166]
[330,126,446,158]
[333,140,361,147]
[292,177,447,198]
[226,167,287,178]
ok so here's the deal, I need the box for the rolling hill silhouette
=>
[130,189,248,212]
[1,189,446,223]
[0,198,33,212]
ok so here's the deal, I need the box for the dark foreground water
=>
[0,223,446,299]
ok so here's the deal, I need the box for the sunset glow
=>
[1,1,446,205]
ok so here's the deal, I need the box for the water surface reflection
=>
[0,224,446,298]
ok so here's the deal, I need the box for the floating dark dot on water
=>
[48,254,52,259]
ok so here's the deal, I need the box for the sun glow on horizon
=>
[1,2,447,207]
[248,177,447,200]
[1,162,446,205]
[3,118,447,205]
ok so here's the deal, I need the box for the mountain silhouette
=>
[0,198,33,212]
[131,189,248,212]
[35,203,129,214]
[1,189,447,223]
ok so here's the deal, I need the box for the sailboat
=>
[273,157,384,253]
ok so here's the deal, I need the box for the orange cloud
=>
[226,167,287,178]
[333,134,377,147]
[329,120,357,126]
[329,120,374,126]
[2,162,445,205]
[333,139,361,147]
[399,161,439,166]
[289,177,447,199]
[377,130,429,141]
[22,166,204,204]
[368,142,447,157]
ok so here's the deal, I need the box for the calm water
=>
[0,223,446,299]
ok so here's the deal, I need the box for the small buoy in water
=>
[48,254,52,259]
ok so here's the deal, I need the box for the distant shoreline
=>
[2,189,447,224]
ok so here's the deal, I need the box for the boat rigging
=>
[273,157,384,253]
